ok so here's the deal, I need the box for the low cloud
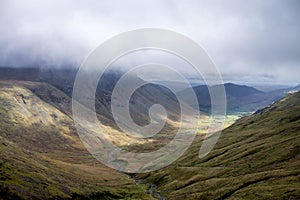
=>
[0,0,299,84]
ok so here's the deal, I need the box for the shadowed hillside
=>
[136,91,300,199]
[0,67,182,128]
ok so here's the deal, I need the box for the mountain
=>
[269,84,300,96]
[136,91,300,199]
[0,67,182,128]
[251,84,296,92]
[0,80,154,199]
[223,83,264,97]
[2,67,297,116]
[179,82,294,113]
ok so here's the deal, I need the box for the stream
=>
[108,148,166,199]
[129,175,166,200]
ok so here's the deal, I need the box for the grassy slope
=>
[0,81,153,199]
[136,92,300,199]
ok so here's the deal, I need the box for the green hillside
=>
[136,91,300,199]
[0,81,153,199]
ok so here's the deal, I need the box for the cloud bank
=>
[0,0,299,84]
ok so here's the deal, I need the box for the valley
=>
[1,1,299,199]
[0,68,299,199]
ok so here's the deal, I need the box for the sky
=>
[0,0,299,85]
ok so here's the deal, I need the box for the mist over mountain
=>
[1,0,300,85]
[1,67,298,116]
[0,67,183,129]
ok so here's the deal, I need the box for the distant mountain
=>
[251,84,296,92]
[223,83,264,97]
[269,84,300,95]
[179,82,298,113]
[136,91,300,199]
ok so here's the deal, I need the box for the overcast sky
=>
[0,0,299,85]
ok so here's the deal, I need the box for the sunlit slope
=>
[137,92,300,199]
[0,81,153,199]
